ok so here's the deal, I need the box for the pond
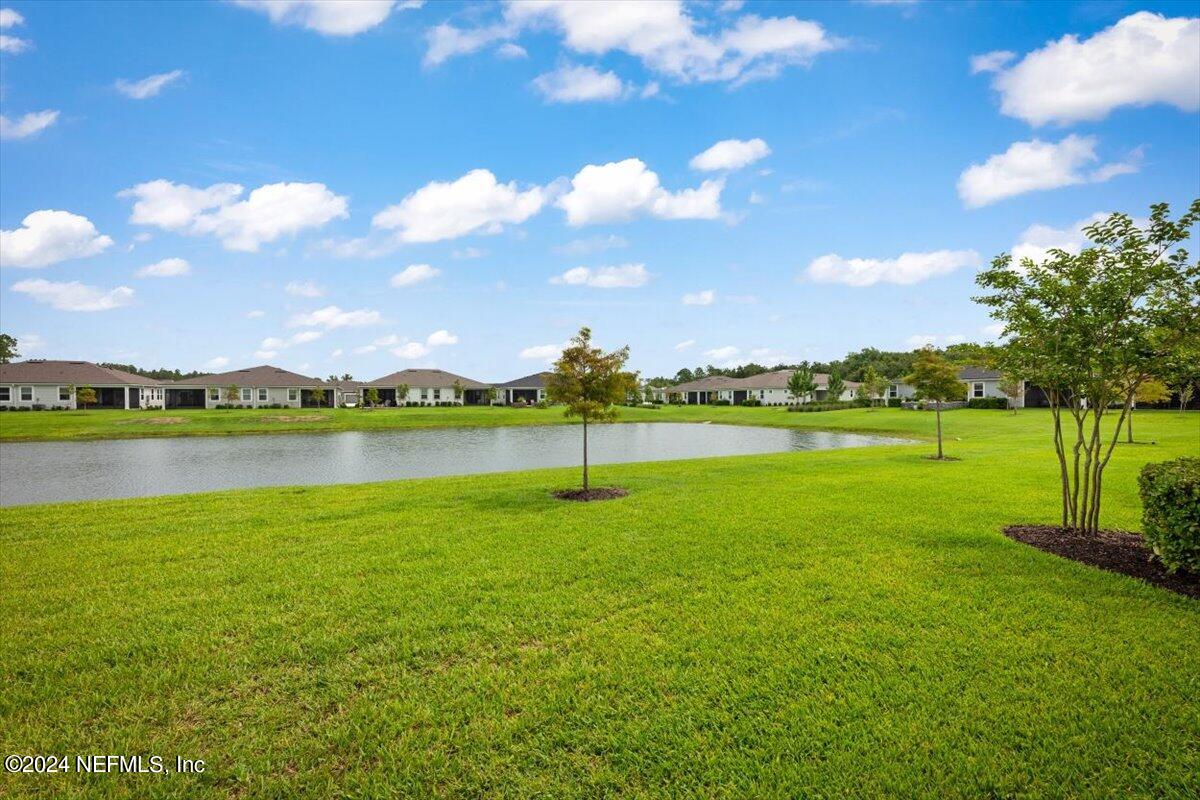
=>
[0,423,910,506]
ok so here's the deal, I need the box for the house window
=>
[59,386,71,401]
[209,388,220,401]
[0,387,9,402]
[433,388,441,400]
[241,388,252,402]
[288,388,298,402]
[421,388,428,400]
[20,386,32,402]
[888,385,898,399]
[258,388,268,402]
[972,382,985,399]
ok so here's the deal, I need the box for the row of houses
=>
[0,359,1019,411]
[0,360,555,410]
[655,367,1018,406]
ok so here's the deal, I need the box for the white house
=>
[0,360,164,409]
[361,368,491,406]
[495,371,551,405]
[168,365,330,409]
[888,367,1023,407]
[668,370,860,405]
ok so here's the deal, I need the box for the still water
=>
[0,423,909,506]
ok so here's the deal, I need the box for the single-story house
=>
[167,365,331,408]
[361,368,491,406]
[888,367,1024,407]
[0,360,164,409]
[326,379,363,407]
[495,371,551,405]
[668,370,860,405]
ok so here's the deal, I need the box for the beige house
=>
[0,360,164,409]
[168,365,331,409]
[361,369,491,406]
[668,370,860,405]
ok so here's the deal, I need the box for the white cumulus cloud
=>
[550,263,650,288]
[285,280,324,297]
[204,356,230,370]
[1,210,114,268]
[674,339,695,351]
[0,110,59,140]
[232,0,418,36]
[11,279,135,312]
[426,329,458,346]
[532,64,628,102]
[558,158,723,225]
[115,70,185,99]
[119,179,348,252]
[520,343,563,361]
[135,257,191,278]
[705,345,739,360]
[957,135,1138,208]
[968,50,1014,75]
[806,249,980,287]
[392,342,431,359]
[984,12,1200,125]
[1009,212,1109,268]
[287,305,382,329]
[690,137,770,171]
[682,289,716,306]
[372,169,545,242]
[390,263,441,287]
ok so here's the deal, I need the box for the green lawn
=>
[0,402,1088,442]
[1,410,1198,798]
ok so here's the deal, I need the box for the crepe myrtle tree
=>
[905,347,964,460]
[396,383,410,407]
[787,368,817,404]
[226,384,240,406]
[546,327,637,492]
[485,386,498,405]
[998,373,1024,414]
[860,365,887,408]
[975,200,1200,535]
[363,387,380,408]
[310,385,325,408]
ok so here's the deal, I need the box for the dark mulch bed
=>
[1004,525,1199,598]
[923,455,962,462]
[553,487,629,502]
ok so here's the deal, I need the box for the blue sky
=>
[1,0,1197,380]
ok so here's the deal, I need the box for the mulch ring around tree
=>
[1004,525,1199,598]
[553,487,629,502]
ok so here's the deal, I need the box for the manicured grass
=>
[0,402,1064,442]
[1,411,1198,797]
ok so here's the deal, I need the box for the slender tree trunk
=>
[935,401,943,459]
[1069,405,1085,530]
[1126,407,1133,443]
[1051,398,1070,529]
[582,414,589,491]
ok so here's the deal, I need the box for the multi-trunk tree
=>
[975,200,1200,535]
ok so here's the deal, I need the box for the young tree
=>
[998,373,1024,414]
[546,327,636,492]
[363,387,380,407]
[1127,379,1171,442]
[905,348,964,459]
[485,386,498,405]
[860,365,886,408]
[787,368,817,404]
[226,384,240,406]
[0,333,18,364]
[396,383,410,407]
[76,385,97,409]
[452,379,464,402]
[1162,343,1200,413]
[826,372,846,402]
[310,385,325,408]
[975,200,1200,534]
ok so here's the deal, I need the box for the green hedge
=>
[1138,457,1200,574]
[787,401,856,413]
[967,397,1008,409]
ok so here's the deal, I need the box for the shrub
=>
[967,397,1008,409]
[535,400,550,409]
[1138,457,1199,574]
[712,399,731,406]
[887,398,903,408]
[740,398,762,407]
[787,401,855,413]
